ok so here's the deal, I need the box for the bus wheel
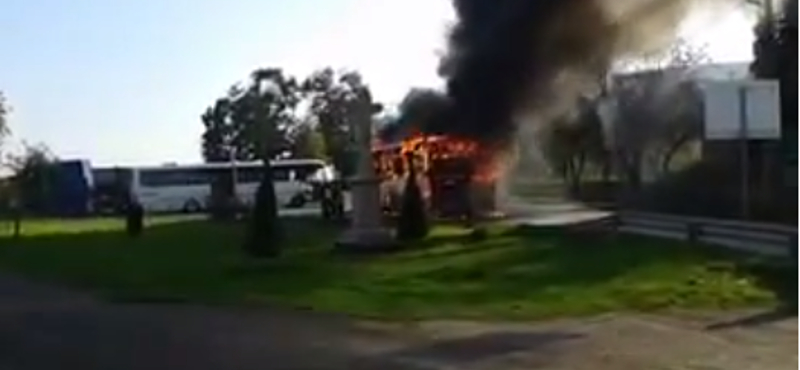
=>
[182,199,202,213]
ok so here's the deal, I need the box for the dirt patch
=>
[369,312,797,370]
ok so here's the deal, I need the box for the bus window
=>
[139,170,171,187]
[139,168,208,187]
[308,166,335,183]
[272,166,291,182]
[233,163,320,184]
[236,166,263,184]
[292,163,324,182]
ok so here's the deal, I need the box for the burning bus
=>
[372,133,502,220]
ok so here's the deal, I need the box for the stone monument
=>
[333,86,397,253]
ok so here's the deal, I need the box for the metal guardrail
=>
[613,212,798,258]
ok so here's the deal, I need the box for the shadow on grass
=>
[423,223,791,314]
[0,215,792,319]
[389,227,520,261]
[0,216,348,305]
[402,227,653,300]
[731,260,798,313]
[518,221,798,312]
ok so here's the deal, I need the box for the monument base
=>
[333,227,399,255]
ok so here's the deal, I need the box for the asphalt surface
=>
[0,273,796,370]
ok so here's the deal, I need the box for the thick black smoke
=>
[439,0,698,149]
[377,88,453,143]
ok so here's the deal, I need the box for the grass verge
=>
[0,215,787,320]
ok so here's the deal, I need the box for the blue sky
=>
[0,0,756,166]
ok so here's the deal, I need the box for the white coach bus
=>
[129,159,332,213]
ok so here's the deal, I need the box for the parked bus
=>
[91,167,133,215]
[372,135,500,220]
[11,159,96,217]
[128,159,332,213]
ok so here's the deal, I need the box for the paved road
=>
[0,274,796,370]
[501,196,611,226]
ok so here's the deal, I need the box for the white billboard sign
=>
[701,80,782,140]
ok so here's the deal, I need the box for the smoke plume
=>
[439,0,714,149]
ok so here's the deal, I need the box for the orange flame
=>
[372,132,501,185]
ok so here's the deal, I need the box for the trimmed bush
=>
[242,163,282,258]
[396,156,429,241]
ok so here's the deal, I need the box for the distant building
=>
[691,62,751,81]
[599,61,747,144]
[608,61,751,89]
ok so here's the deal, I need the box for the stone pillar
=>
[334,87,396,253]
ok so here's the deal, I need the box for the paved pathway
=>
[501,196,611,226]
[0,274,795,370]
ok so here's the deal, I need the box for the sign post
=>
[737,86,750,219]
[701,80,782,220]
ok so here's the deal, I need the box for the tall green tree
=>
[200,67,300,254]
[749,0,795,79]
[0,92,12,212]
[751,19,781,78]
[540,100,607,192]
[201,93,241,221]
[301,68,373,177]
[200,96,234,162]
[201,82,296,163]
[605,39,708,188]
[780,2,798,170]
[8,143,57,213]
[0,92,8,140]
[242,68,301,258]
[289,122,327,159]
[0,92,10,165]
[751,0,797,177]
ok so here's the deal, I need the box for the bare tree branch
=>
[604,38,707,186]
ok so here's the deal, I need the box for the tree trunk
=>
[660,136,689,174]
[209,169,237,221]
[396,155,429,241]
[12,204,21,239]
[625,165,642,189]
[601,156,612,183]
[243,162,282,258]
[619,152,643,190]
[660,152,674,174]
[565,153,586,195]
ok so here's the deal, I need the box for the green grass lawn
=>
[0,215,788,320]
